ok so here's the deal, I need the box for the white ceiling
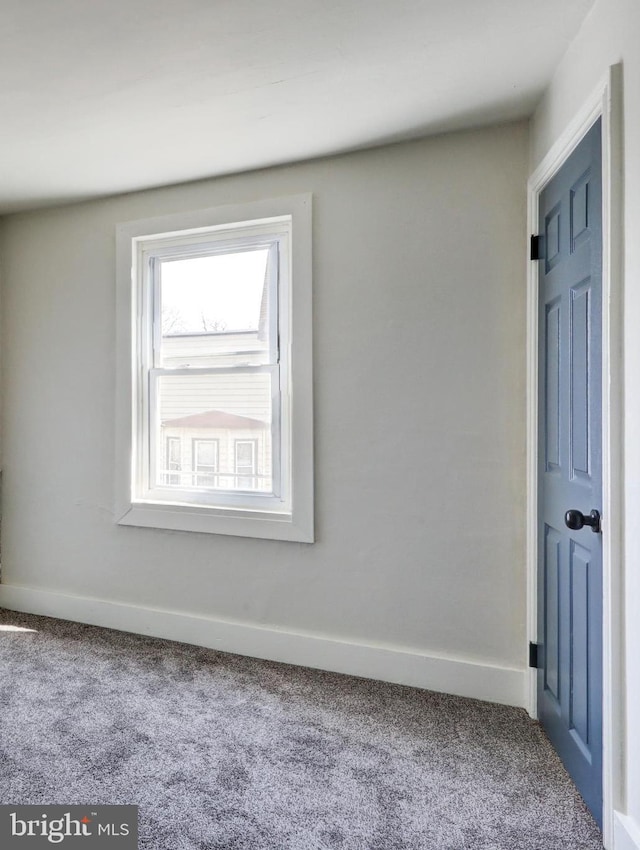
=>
[0,0,595,213]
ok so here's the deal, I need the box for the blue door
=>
[537,118,603,827]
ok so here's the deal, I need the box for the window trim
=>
[115,194,313,543]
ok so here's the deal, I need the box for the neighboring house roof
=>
[163,410,266,429]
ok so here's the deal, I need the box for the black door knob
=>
[564,509,601,533]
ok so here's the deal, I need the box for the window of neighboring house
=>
[165,436,182,486]
[115,194,313,542]
[193,438,219,488]
[235,439,257,490]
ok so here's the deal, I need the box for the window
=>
[234,439,257,490]
[115,195,313,542]
[193,439,219,488]
[164,436,181,486]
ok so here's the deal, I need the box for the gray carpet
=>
[0,608,602,849]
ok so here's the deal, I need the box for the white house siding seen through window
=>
[158,371,272,494]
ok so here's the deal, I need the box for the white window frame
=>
[115,194,313,542]
[145,227,282,510]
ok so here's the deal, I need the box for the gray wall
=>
[0,122,528,682]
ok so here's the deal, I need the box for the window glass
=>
[157,372,273,494]
[193,439,219,488]
[164,437,181,486]
[159,248,272,366]
[235,440,257,490]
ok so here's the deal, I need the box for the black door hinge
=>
[529,641,541,669]
[530,234,543,261]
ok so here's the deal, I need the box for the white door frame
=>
[526,64,624,849]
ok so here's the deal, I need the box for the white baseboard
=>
[615,813,640,850]
[0,583,526,707]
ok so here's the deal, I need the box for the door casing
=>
[526,65,624,849]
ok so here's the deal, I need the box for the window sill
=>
[117,501,314,543]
